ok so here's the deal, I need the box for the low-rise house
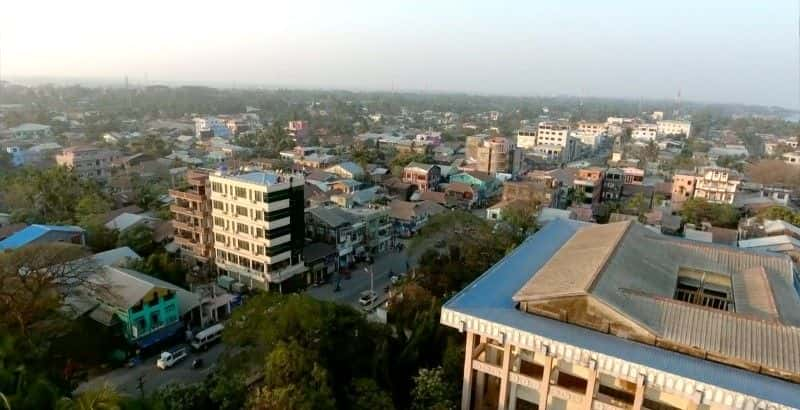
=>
[326,161,365,180]
[402,162,441,193]
[84,266,200,347]
[105,213,161,233]
[9,123,52,139]
[306,206,364,267]
[56,146,119,181]
[389,200,446,237]
[0,224,86,251]
[303,242,339,285]
[449,170,498,205]
[502,180,554,207]
[444,182,477,209]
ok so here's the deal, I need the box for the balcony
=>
[169,189,203,202]
[173,219,201,232]
[170,204,203,218]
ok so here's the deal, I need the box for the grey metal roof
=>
[308,206,359,227]
[443,220,800,407]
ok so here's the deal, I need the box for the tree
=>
[679,198,740,228]
[0,167,111,224]
[746,160,800,189]
[56,384,121,410]
[410,367,455,410]
[347,379,394,410]
[127,253,187,287]
[149,384,211,410]
[495,200,539,244]
[0,243,96,336]
[117,225,156,256]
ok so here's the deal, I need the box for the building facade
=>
[632,124,658,141]
[170,170,214,263]
[403,162,441,192]
[466,135,522,175]
[441,220,800,410]
[693,167,741,204]
[56,146,119,181]
[209,170,306,291]
[657,120,692,137]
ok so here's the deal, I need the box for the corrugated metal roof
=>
[0,224,84,250]
[442,220,800,407]
[514,221,631,302]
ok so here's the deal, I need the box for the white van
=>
[190,323,224,351]
[156,346,188,370]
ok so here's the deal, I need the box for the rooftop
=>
[0,224,85,251]
[442,220,800,407]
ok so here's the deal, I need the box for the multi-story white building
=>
[631,124,658,141]
[657,120,692,137]
[516,126,538,150]
[209,170,306,291]
[694,166,741,204]
[441,220,800,410]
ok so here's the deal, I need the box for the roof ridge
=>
[584,220,633,293]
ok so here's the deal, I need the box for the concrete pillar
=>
[539,355,554,409]
[632,374,646,410]
[462,332,475,410]
[582,361,598,410]
[475,336,488,407]
[498,342,513,410]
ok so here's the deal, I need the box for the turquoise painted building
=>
[88,266,199,348]
[449,171,499,203]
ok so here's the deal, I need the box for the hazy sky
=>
[3,1,798,108]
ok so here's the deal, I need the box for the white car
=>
[358,290,377,307]
[156,346,188,370]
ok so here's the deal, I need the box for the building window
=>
[213,200,224,210]
[235,187,247,199]
[237,223,249,234]
[214,216,225,227]
[236,206,248,217]
[237,239,250,251]
[212,182,223,193]
[673,268,733,311]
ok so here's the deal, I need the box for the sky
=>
[2,0,799,108]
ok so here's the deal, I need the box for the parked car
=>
[156,346,189,370]
[358,290,377,307]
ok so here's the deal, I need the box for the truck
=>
[156,346,188,370]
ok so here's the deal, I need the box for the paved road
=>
[305,247,413,310]
[75,343,224,397]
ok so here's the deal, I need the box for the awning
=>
[134,321,184,349]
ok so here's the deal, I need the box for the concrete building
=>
[694,167,741,204]
[671,173,697,205]
[170,170,214,263]
[466,135,522,175]
[502,180,554,207]
[632,124,658,141]
[622,167,644,185]
[657,120,692,137]
[56,146,119,181]
[8,123,52,139]
[209,170,306,291]
[782,151,800,165]
[441,220,800,410]
[602,168,624,201]
[516,126,538,150]
[572,167,604,206]
[403,162,441,192]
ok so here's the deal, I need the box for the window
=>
[254,211,263,221]
[265,208,291,221]
[235,186,247,199]
[236,206,248,217]
[212,182,223,193]
[150,312,161,327]
[214,216,225,227]
[674,268,733,311]
[215,233,226,242]
[213,200,224,210]
[237,239,250,251]
[237,223,249,234]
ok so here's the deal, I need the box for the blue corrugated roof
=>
[443,219,800,407]
[0,224,84,250]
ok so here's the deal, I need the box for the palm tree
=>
[57,384,122,410]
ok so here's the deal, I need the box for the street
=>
[305,247,413,310]
[75,247,415,397]
[75,343,224,397]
